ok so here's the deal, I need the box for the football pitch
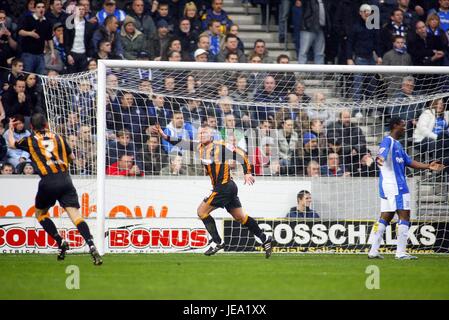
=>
[1,254,448,300]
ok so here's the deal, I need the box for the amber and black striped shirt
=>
[15,130,72,177]
[168,137,252,187]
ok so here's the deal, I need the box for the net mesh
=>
[41,64,449,254]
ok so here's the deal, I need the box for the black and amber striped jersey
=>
[15,130,72,177]
[168,137,252,187]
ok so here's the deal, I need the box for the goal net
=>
[42,61,449,255]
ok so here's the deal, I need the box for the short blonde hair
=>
[184,2,197,16]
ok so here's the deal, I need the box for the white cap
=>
[359,4,372,12]
[194,48,208,58]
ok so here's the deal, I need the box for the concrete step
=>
[227,6,260,15]
[239,31,289,42]
[244,42,296,50]
[238,24,279,32]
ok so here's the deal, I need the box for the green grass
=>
[0,254,448,299]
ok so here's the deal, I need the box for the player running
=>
[152,123,273,258]
[368,117,444,260]
[7,114,103,265]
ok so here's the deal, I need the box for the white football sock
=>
[396,220,410,257]
[369,219,388,256]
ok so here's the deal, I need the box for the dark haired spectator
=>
[2,78,37,123]
[0,162,14,174]
[0,10,18,81]
[201,0,233,34]
[64,3,96,73]
[181,98,206,129]
[2,114,30,168]
[18,1,56,74]
[45,0,68,28]
[217,33,246,63]
[148,94,172,128]
[162,110,197,154]
[120,15,148,60]
[228,24,245,53]
[2,58,23,92]
[138,134,168,176]
[351,151,378,177]
[274,54,297,98]
[106,153,143,176]
[397,0,419,30]
[15,160,37,175]
[380,8,409,56]
[382,35,413,97]
[92,15,124,59]
[127,0,157,40]
[96,0,126,26]
[231,74,253,102]
[153,1,176,33]
[249,39,273,63]
[294,131,322,174]
[176,17,198,61]
[46,22,66,73]
[106,129,138,166]
[151,19,173,60]
[206,19,224,56]
[286,190,320,218]
[94,39,115,59]
[24,73,43,112]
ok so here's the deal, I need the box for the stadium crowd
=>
[0,0,449,177]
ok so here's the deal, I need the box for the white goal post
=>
[90,61,449,255]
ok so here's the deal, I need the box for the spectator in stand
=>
[321,152,350,177]
[201,0,233,34]
[286,190,319,218]
[181,98,205,129]
[306,159,320,177]
[15,160,37,175]
[46,22,66,73]
[127,0,157,40]
[294,131,321,174]
[297,0,331,65]
[250,39,274,63]
[205,19,224,56]
[231,74,253,102]
[45,0,67,28]
[110,91,149,146]
[253,75,283,122]
[2,78,37,124]
[380,8,409,56]
[160,151,196,176]
[3,114,31,168]
[425,13,448,65]
[152,19,173,61]
[274,54,297,98]
[77,124,96,174]
[429,0,449,32]
[194,47,208,62]
[220,113,247,151]
[24,73,43,114]
[217,33,246,62]
[96,0,126,26]
[397,0,419,30]
[107,129,138,165]
[2,58,24,93]
[293,81,311,104]
[347,4,382,102]
[382,35,413,97]
[94,39,115,59]
[309,118,327,154]
[0,162,14,174]
[92,15,124,59]
[162,37,182,60]
[228,24,245,52]
[162,110,197,154]
[0,10,18,85]
[153,1,176,33]
[253,136,281,176]
[18,0,56,74]
[0,122,7,161]
[413,98,449,163]
[79,0,98,24]
[120,15,148,60]
[277,117,299,174]
[183,1,202,34]
[148,94,172,128]
[307,92,335,126]
[176,17,198,61]
[64,3,95,73]
[204,112,222,140]
[326,109,368,167]
[138,134,168,176]
[106,153,143,176]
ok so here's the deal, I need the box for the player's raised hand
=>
[429,161,444,171]
[8,118,19,132]
[244,174,255,186]
[376,156,384,167]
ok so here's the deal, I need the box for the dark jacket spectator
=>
[92,15,124,58]
[407,21,445,66]
[127,0,157,39]
[120,15,148,60]
[347,15,381,60]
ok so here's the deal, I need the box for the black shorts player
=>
[153,123,273,258]
[7,114,102,265]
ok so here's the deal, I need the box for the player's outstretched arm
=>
[6,118,19,149]
[409,160,444,171]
